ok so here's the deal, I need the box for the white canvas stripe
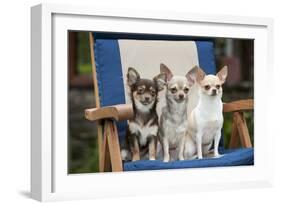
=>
[118,39,199,117]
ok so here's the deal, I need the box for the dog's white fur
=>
[158,64,197,162]
[134,97,154,113]
[129,120,158,146]
[179,66,228,160]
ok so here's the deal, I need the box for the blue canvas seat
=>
[124,148,253,171]
[85,32,254,172]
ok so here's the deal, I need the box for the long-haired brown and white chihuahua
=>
[121,67,166,161]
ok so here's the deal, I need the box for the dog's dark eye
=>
[204,85,210,90]
[150,90,156,96]
[170,87,177,93]
[216,85,221,89]
[137,88,144,94]
[183,88,189,93]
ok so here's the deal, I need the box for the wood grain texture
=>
[229,113,240,149]
[85,104,134,121]
[223,99,254,113]
[106,120,123,172]
[235,112,253,148]
[89,33,104,172]
[89,32,100,108]
[100,121,111,172]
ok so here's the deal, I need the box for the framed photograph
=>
[31,3,274,201]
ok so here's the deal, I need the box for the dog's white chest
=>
[202,120,221,143]
[129,122,158,146]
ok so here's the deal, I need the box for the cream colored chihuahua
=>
[179,66,228,160]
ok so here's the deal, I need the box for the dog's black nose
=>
[212,89,217,95]
[179,94,184,99]
[145,97,150,101]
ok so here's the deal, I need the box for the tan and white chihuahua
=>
[158,63,197,162]
[179,66,228,160]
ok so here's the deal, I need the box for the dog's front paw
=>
[213,153,224,158]
[149,157,156,161]
[178,155,184,161]
[132,154,140,161]
[163,156,170,162]
[197,150,203,159]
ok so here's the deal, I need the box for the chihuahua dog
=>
[158,63,197,162]
[179,66,228,160]
[121,67,166,161]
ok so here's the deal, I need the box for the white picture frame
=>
[31,3,274,202]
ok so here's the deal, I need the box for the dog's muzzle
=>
[211,89,217,96]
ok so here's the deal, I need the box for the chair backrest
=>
[90,32,216,143]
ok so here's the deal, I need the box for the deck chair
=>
[85,32,254,172]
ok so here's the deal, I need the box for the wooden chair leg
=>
[97,121,104,172]
[234,112,252,148]
[229,114,240,149]
[100,121,111,172]
[105,120,123,172]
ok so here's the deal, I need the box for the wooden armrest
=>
[85,99,253,121]
[223,99,253,113]
[85,104,133,121]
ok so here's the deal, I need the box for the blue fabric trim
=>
[124,148,254,171]
[93,32,212,41]
[195,41,216,74]
[94,39,127,141]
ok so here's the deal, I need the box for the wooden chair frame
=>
[85,33,254,172]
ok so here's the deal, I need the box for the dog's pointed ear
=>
[154,73,166,91]
[186,65,199,86]
[196,67,206,83]
[160,63,173,81]
[216,66,228,84]
[127,67,140,86]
